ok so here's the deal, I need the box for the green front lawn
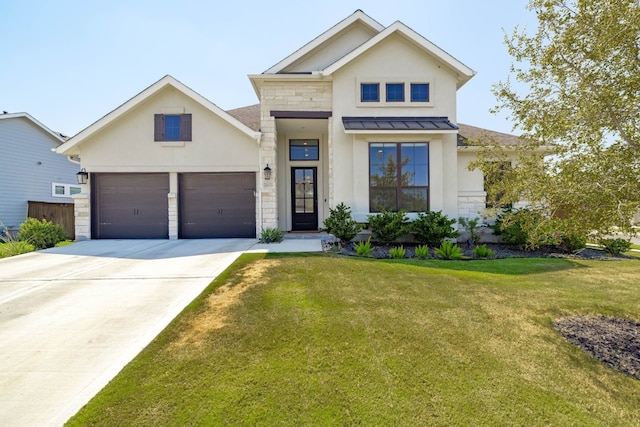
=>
[67,255,640,426]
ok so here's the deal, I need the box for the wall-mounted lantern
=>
[263,164,272,180]
[76,168,89,185]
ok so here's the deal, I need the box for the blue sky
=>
[1,0,535,136]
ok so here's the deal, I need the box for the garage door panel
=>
[179,173,256,238]
[92,173,169,239]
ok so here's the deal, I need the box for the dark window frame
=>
[369,142,429,213]
[484,161,513,209]
[410,83,430,102]
[289,139,319,161]
[385,83,405,102]
[360,83,380,102]
[154,113,192,141]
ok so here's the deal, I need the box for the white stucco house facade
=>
[56,10,519,240]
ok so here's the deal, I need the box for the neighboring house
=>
[0,112,80,234]
[56,10,520,240]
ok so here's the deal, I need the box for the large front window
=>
[369,142,429,212]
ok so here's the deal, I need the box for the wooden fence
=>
[27,201,75,240]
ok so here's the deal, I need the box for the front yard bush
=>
[599,238,632,255]
[260,227,284,243]
[492,207,558,250]
[368,210,409,244]
[434,240,464,260]
[410,211,459,247]
[321,202,362,244]
[18,217,67,250]
[0,241,35,258]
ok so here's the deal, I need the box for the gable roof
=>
[322,21,476,88]
[264,10,385,74]
[0,112,66,144]
[56,75,261,155]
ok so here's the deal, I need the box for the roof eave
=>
[345,129,459,135]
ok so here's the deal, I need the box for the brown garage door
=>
[92,173,169,239]
[179,173,256,238]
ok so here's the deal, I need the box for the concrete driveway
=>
[0,239,255,427]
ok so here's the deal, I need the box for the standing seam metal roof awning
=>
[342,116,458,133]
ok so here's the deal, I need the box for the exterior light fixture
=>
[263,164,272,180]
[76,168,89,185]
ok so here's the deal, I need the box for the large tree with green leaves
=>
[471,0,640,243]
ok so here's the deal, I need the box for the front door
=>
[291,167,318,230]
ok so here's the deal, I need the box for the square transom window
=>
[411,83,430,102]
[361,83,380,102]
[386,83,405,102]
[290,139,319,161]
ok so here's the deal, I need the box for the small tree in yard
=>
[321,202,362,244]
[470,0,640,247]
[410,211,459,248]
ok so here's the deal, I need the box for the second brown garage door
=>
[179,173,256,238]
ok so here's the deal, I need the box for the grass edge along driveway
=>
[67,254,640,426]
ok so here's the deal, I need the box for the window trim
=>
[52,182,82,198]
[360,83,380,102]
[289,139,320,161]
[368,142,430,213]
[154,113,192,142]
[357,77,433,107]
[385,83,405,102]
[410,83,430,102]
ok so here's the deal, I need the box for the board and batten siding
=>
[0,116,79,230]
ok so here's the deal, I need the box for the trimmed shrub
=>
[559,233,587,252]
[410,211,459,247]
[492,207,558,250]
[260,227,284,243]
[321,202,362,244]
[599,238,632,255]
[17,218,67,250]
[368,210,409,244]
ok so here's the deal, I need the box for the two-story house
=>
[56,10,512,240]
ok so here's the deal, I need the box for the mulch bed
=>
[556,316,640,381]
[324,241,636,261]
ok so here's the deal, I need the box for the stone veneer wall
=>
[258,80,333,230]
[73,193,90,241]
[458,191,487,222]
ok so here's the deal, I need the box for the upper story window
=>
[386,83,405,102]
[154,113,192,141]
[360,83,380,102]
[290,139,319,161]
[410,83,430,102]
[357,78,432,106]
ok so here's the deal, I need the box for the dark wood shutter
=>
[181,114,192,141]
[154,114,164,141]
